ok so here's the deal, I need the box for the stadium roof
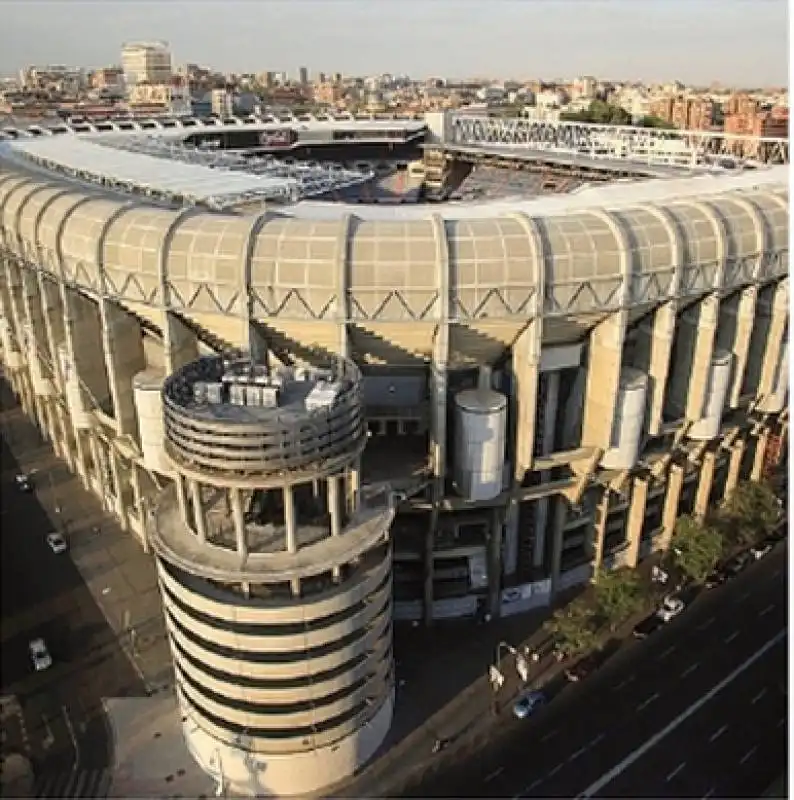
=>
[8,136,299,208]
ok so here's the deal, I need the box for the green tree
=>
[670,515,724,584]
[593,567,647,631]
[720,480,781,548]
[543,601,599,659]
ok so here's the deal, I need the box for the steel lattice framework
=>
[449,116,790,168]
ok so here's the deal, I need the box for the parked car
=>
[656,595,686,623]
[750,541,773,560]
[46,532,68,554]
[705,570,726,590]
[724,553,751,577]
[564,652,601,682]
[15,473,33,493]
[633,614,663,639]
[29,638,52,671]
[512,689,547,720]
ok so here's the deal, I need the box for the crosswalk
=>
[33,768,112,798]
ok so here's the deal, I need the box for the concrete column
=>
[20,271,54,400]
[109,448,128,530]
[89,434,105,500]
[751,430,769,482]
[100,299,145,437]
[189,480,207,543]
[581,311,627,452]
[163,311,199,375]
[283,485,301,595]
[694,450,717,519]
[667,294,719,423]
[346,459,361,515]
[727,287,758,407]
[549,498,568,596]
[659,464,685,551]
[590,491,610,574]
[230,489,248,559]
[634,302,677,435]
[328,477,342,537]
[533,370,560,568]
[175,473,189,524]
[487,507,503,619]
[724,440,745,498]
[624,477,649,568]
[504,321,542,579]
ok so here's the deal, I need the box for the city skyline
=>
[0,0,788,87]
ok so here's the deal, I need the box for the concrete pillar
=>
[659,464,685,551]
[725,440,745,498]
[582,310,627,452]
[694,450,717,519]
[89,434,105,498]
[549,498,568,596]
[751,430,769,482]
[175,473,189,525]
[504,320,542,579]
[346,458,361,513]
[109,448,128,530]
[100,299,145,437]
[283,486,300,594]
[624,477,649,568]
[727,287,758,408]
[189,480,207,543]
[486,507,503,619]
[635,301,677,435]
[230,489,248,559]
[667,294,719,423]
[163,311,199,375]
[590,491,610,574]
[533,370,560,568]
[328,477,342,537]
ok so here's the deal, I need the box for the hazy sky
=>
[1,0,789,86]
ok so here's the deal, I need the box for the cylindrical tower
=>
[148,354,395,797]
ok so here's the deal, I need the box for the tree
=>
[593,567,647,631]
[543,601,599,659]
[720,480,781,548]
[670,515,724,584]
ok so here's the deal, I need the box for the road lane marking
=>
[574,629,786,799]
[548,763,563,778]
[681,662,699,677]
[612,675,634,690]
[696,617,715,631]
[759,604,775,617]
[637,692,659,711]
[659,645,676,659]
[738,590,752,601]
[485,767,504,783]
[751,688,767,704]
[702,788,715,799]
[709,724,728,742]
[569,745,589,762]
[541,729,558,742]
[666,762,686,782]
[740,746,757,765]
[724,631,740,644]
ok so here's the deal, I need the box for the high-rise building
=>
[298,66,309,85]
[121,41,172,88]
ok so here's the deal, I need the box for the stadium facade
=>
[0,117,789,797]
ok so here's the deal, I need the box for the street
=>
[403,542,788,799]
[1,397,148,796]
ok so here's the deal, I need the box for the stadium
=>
[0,111,789,797]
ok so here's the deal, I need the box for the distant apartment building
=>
[725,105,789,139]
[127,78,189,116]
[90,67,124,92]
[649,95,715,130]
[19,65,84,95]
[298,66,309,85]
[313,81,344,105]
[572,75,597,100]
[121,41,172,88]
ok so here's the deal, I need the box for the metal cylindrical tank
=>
[134,369,172,475]
[453,388,507,502]
[57,343,92,429]
[689,350,733,441]
[600,368,648,470]
[756,340,789,415]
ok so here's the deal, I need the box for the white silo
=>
[689,350,733,441]
[600,368,648,471]
[134,369,172,475]
[453,388,508,502]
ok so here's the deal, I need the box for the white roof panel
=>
[9,136,296,203]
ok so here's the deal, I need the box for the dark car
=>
[705,570,726,589]
[633,614,663,639]
[565,652,601,682]
[724,553,751,578]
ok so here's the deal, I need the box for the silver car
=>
[29,638,52,671]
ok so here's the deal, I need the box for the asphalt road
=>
[1,390,147,796]
[404,542,788,799]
